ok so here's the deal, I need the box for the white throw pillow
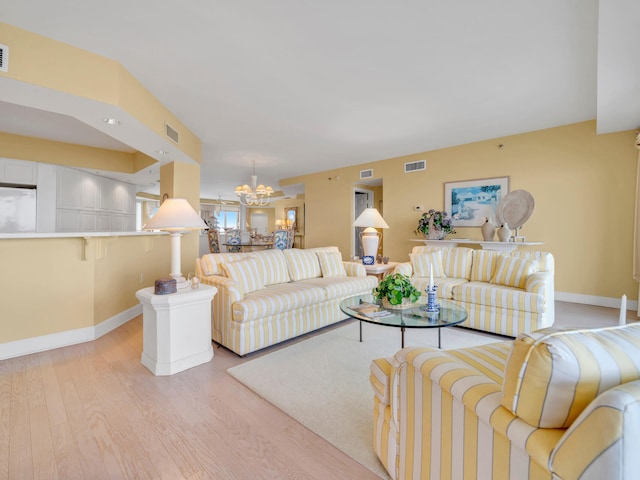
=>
[409,251,446,278]
[317,252,347,278]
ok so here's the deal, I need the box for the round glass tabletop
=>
[340,294,467,329]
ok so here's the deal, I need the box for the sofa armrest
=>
[393,262,412,277]
[549,380,640,480]
[200,275,244,342]
[343,261,367,277]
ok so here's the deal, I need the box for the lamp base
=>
[171,274,190,289]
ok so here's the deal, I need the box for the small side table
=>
[136,284,217,376]
[364,262,399,280]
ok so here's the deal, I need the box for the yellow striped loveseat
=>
[395,246,555,337]
[370,323,640,480]
[195,246,378,356]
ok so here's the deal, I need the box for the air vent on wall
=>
[360,169,373,179]
[165,122,179,144]
[404,160,426,173]
[0,44,8,73]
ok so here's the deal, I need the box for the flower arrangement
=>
[372,273,421,306]
[414,209,456,239]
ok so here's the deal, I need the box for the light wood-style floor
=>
[0,301,632,480]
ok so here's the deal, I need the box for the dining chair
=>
[208,229,220,253]
[227,229,242,253]
[273,229,290,250]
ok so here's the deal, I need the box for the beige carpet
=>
[227,320,507,479]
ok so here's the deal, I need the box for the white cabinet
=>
[57,168,97,211]
[56,167,136,232]
[0,158,38,185]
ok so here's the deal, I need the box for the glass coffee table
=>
[340,294,468,349]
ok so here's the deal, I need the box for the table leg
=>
[359,320,362,342]
[401,326,405,348]
[438,328,441,349]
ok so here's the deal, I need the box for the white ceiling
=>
[1,1,639,200]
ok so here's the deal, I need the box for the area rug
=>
[227,321,506,479]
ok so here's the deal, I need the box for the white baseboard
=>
[0,293,636,361]
[555,291,638,312]
[0,304,142,361]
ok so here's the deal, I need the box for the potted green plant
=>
[372,273,421,309]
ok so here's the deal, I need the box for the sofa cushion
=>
[442,247,473,279]
[231,282,327,322]
[253,249,291,285]
[453,281,545,313]
[221,257,265,293]
[304,275,379,300]
[317,252,347,278]
[491,255,538,289]
[511,251,555,273]
[410,251,445,278]
[201,252,253,276]
[470,250,499,282]
[283,249,322,281]
[410,276,467,300]
[502,324,640,428]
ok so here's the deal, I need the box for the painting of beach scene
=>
[444,177,509,227]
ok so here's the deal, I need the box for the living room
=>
[1,2,640,478]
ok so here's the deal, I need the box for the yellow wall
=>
[282,121,639,300]
[0,132,155,174]
[0,235,170,343]
[0,22,201,163]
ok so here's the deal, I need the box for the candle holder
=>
[425,285,439,313]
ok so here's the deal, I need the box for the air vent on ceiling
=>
[404,160,426,173]
[360,169,373,179]
[165,122,179,144]
[0,44,8,73]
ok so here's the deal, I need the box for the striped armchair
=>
[370,323,640,480]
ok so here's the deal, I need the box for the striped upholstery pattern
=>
[454,282,545,313]
[231,281,327,322]
[283,248,322,281]
[470,249,499,282]
[410,277,467,300]
[221,257,264,293]
[410,251,446,277]
[372,326,640,480]
[549,380,640,479]
[396,246,555,338]
[253,249,290,285]
[491,255,539,288]
[343,261,367,277]
[316,252,347,277]
[371,342,556,480]
[442,247,473,278]
[198,247,378,355]
[502,324,640,428]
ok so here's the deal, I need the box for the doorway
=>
[354,189,374,258]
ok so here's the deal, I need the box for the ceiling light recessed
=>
[157,149,169,155]
[103,118,120,125]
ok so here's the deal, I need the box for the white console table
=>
[410,238,543,253]
[136,284,217,376]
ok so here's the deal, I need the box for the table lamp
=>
[353,208,389,265]
[143,198,207,289]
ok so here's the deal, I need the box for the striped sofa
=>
[195,246,378,356]
[395,246,555,337]
[370,323,640,480]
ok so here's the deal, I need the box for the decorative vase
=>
[497,223,511,242]
[382,298,415,310]
[481,218,496,241]
[426,229,447,240]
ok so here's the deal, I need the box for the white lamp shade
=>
[143,198,207,231]
[353,208,389,229]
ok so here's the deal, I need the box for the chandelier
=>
[234,161,274,206]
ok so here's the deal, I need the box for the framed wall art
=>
[444,176,509,227]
